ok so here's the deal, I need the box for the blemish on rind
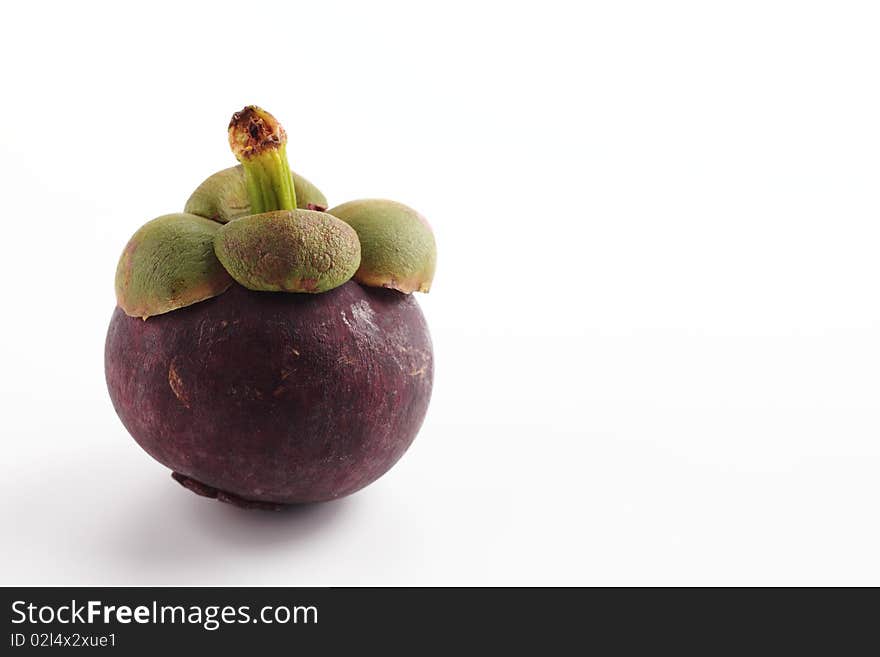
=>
[346,300,380,333]
[168,360,190,408]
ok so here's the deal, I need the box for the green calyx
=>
[115,213,233,319]
[327,199,436,293]
[184,165,328,223]
[214,210,360,293]
[113,104,436,318]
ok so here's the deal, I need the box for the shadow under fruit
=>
[105,106,436,509]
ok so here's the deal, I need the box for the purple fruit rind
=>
[106,281,433,505]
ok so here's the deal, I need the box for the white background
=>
[1,1,879,585]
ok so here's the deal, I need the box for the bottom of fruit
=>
[171,472,288,511]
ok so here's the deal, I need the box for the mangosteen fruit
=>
[105,106,436,508]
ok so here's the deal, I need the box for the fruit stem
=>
[228,106,297,213]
